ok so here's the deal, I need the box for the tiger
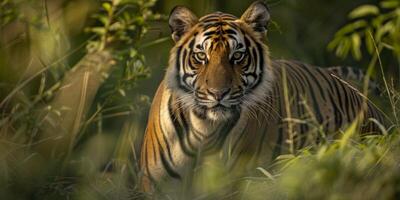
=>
[139,1,387,194]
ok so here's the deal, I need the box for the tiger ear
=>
[169,6,198,43]
[240,1,270,35]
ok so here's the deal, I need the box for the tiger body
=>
[140,1,385,193]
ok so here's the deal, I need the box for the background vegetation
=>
[0,0,399,199]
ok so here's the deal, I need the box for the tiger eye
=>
[233,52,243,60]
[195,52,207,60]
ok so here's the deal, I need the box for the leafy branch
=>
[84,0,163,114]
[328,0,400,61]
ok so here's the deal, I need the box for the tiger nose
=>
[207,88,231,101]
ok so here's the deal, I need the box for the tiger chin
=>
[140,0,386,195]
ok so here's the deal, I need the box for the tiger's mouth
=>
[208,104,230,112]
[191,89,243,121]
[193,102,240,121]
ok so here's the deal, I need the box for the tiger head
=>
[165,1,274,121]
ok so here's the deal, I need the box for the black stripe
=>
[241,76,248,87]
[204,111,239,153]
[175,47,191,93]
[195,44,203,50]
[226,21,241,29]
[203,35,213,41]
[224,29,237,35]
[287,62,324,124]
[286,65,308,146]
[157,108,175,166]
[347,87,358,120]
[203,22,226,29]
[160,152,181,179]
[152,126,181,179]
[299,63,327,102]
[248,41,264,90]
[191,128,204,141]
[315,68,343,127]
[336,78,351,123]
[181,49,188,73]
[150,134,157,163]
[188,56,198,70]
[188,38,195,49]
[168,97,196,156]
[251,47,258,72]
[331,76,346,124]
[178,107,198,154]
[244,36,250,47]
[272,82,284,160]
[200,14,220,21]
[203,30,217,36]
[226,34,238,40]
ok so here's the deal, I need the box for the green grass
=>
[242,132,400,200]
[1,115,400,199]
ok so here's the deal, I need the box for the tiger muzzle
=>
[207,88,231,101]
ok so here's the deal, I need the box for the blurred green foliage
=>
[0,0,159,199]
[329,0,400,61]
[241,132,400,200]
[0,0,19,27]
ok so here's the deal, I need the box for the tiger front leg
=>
[139,134,193,195]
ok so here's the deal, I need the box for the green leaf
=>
[109,22,123,31]
[256,167,276,180]
[339,117,360,150]
[118,89,126,97]
[90,27,106,35]
[372,15,384,29]
[98,16,109,26]
[335,20,367,36]
[351,33,362,60]
[380,0,400,9]
[335,37,352,58]
[375,21,394,42]
[327,36,344,51]
[348,5,379,19]
[102,2,112,13]
[129,49,138,57]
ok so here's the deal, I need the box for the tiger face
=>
[165,1,273,121]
